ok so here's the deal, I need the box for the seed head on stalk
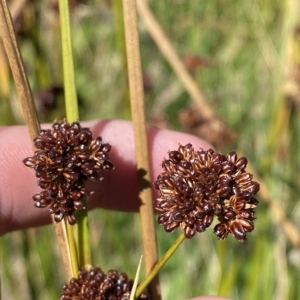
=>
[23,119,114,225]
[154,144,259,241]
[60,266,150,300]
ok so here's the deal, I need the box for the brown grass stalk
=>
[121,0,161,299]
[0,0,39,137]
[0,0,74,279]
[136,0,214,120]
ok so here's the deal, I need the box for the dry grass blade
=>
[0,0,73,279]
[122,0,160,299]
[129,256,143,300]
[136,0,235,145]
[137,0,213,120]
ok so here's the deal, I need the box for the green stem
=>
[76,209,92,267]
[58,0,78,122]
[135,233,185,298]
[58,0,91,271]
[66,222,79,276]
[112,0,131,118]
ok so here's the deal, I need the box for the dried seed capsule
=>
[184,226,196,239]
[214,223,229,240]
[230,221,246,241]
[154,143,259,241]
[235,156,248,170]
[164,222,178,232]
[169,150,183,163]
[23,119,114,225]
[203,214,214,227]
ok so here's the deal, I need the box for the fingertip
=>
[148,125,213,178]
[0,119,213,234]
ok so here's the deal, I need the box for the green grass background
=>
[1,0,300,299]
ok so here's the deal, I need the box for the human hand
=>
[1,119,234,300]
[0,119,213,235]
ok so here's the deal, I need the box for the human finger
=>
[0,119,212,235]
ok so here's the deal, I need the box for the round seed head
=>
[60,266,150,300]
[23,119,114,225]
[154,144,260,241]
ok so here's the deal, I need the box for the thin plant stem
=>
[121,0,160,299]
[136,0,214,120]
[112,0,131,118]
[66,222,79,276]
[58,0,91,270]
[0,0,39,137]
[76,210,92,268]
[136,233,185,298]
[58,0,79,122]
[0,0,73,280]
[129,256,143,300]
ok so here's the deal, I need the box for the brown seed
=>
[184,226,196,238]
[214,223,228,240]
[169,150,183,163]
[230,221,246,241]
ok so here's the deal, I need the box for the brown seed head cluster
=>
[60,267,150,300]
[23,119,114,225]
[154,144,259,241]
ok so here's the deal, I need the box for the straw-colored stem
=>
[66,222,79,276]
[0,0,73,279]
[52,216,73,279]
[121,0,160,299]
[136,233,185,298]
[129,256,143,300]
[0,0,39,137]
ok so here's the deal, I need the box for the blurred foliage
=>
[1,0,300,299]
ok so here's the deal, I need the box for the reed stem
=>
[58,0,92,270]
[121,0,161,298]
[58,0,78,122]
[0,0,73,280]
[136,233,185,298]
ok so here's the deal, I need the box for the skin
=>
[0,119,232,300]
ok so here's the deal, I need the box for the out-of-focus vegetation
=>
[1,0,300,299]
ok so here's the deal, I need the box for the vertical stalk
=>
[66,222,78,276]
[58,0,79,122]
[0,0,73,280]
[76,212,92,268]
[112,0,131,118]
[58,0,91,271]
[0,0,39,137]
[121,0,161,299]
